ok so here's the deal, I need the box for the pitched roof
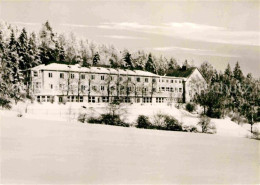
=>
[166,67,196,78]
[31,63,159,77]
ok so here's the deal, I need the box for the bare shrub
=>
[197,115,217,134]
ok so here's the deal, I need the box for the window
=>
[33,71,38,77]
[101,86,105,91]
[102,96,109,103]
[127,87,132,92]
[67,96,71,102]
[179,80,182,83]
[70,73,75,79]
[119,77,123,81]
[162,87,165,91]
[175,80,177,83]
[175,87,178,91]
[59,84,64,90]
[101,75,105,80]
[47,96,51,102]
[81,85,85,91]
[166,87,169,91]
[37,96,40,102]
[145,78,148,83]
[124,97,130,103]
[91,75,95,80]
[71,96,75,102]
[81,74,85,79]
[59,97,63,103]
[170,87,173,92]
[92,86,96,91]
[179,88,182,92]
[152,79,156,83]
[50,84,53,89]
[136,77,140,82]
[144,87,148,92]
[143,97,152,103]
[48,73,52,78]
[171,80,173,83]
[42,96,46,102]
[36,82,41,88]
[156,98,164,103]
[79,96,83,102]
[166,80,169,83]
[60,73,64,79]
[88,96,95,103]
[110,76,113,80]
[162,79,164,82]
[152,88,156,92]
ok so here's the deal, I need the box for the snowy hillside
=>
[2,101,254,138]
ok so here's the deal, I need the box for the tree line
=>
[196,62,260,132]
[0,21,182,107]
[0,21,259,130]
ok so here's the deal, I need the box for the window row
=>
[47,72,158,83]
[160,79,182,84]
[37,96,54,102]
[160,87,182,92]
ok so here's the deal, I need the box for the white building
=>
[30,63,206,104]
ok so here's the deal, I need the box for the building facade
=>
[30,63,206,104]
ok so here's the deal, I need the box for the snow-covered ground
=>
[6,101,256,138]
[0,114,259,184]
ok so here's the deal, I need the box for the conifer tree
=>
[92,52,100,66]
[233,61,244,82]
[123,50,133,70]
[145,53,156,74]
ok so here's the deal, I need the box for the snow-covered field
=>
[0,112,259,184]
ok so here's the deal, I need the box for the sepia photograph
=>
[0,0,259,184]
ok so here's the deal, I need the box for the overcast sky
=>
[1,0,259,77]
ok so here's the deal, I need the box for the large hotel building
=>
[30,63,206,104]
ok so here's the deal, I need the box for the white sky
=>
[1,0,259,77]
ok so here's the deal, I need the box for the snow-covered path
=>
[1,116,259,184]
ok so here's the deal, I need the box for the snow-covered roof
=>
[161,76,185,79]
[31,63,159,77]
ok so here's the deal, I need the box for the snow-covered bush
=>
[183,125,198,133]
[163,115,182,131]
[136,115,151,129]
[78,113,87,123]
[86,113,129,127]
[0,96,11,109]
[186,103,196,113]
[197,115,217,134]
[231,113,246,125]
[137,113,183,131]
[100,114,129,127]
[252,128,260,140]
